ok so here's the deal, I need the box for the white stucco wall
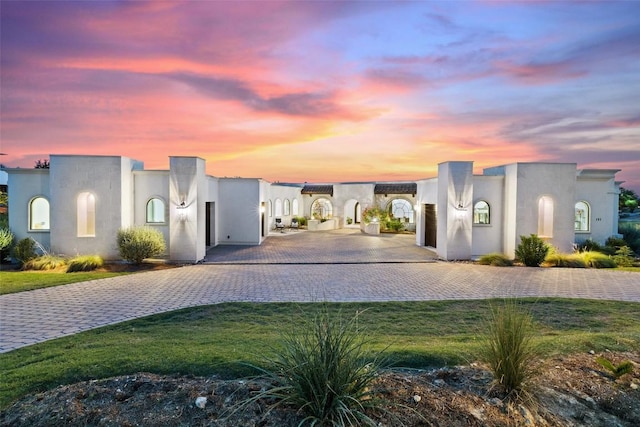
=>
[333,183,375,228]
[489,163,577,257]
[436,162,474,260]
[471,175,504,257]
[218,178,263,245]
[133,170,170,256]
[575,169,621,244]
[7,169,51,250]
[49,155,141,259]
[169,156,207,262]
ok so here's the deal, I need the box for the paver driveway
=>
[1,229,639,353]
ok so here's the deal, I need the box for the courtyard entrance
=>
[205,228,437,264]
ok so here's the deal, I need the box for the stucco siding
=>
[218,178,262,245]
[471,175,504,257]
[133,170,170,256]
[7,169,51,250]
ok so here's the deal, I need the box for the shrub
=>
[605,236,627,249]
[577,238,604,253]
[0,227,14,261]
[619,223,640,253]
[544,253,587,268]
[478,253,514,267]
[117,226,166,264]
[243,306,387,426]
[515,234,549,267]
[66,255,104,272]
[12,238,37,267]
[23,255,66,271]
[0,228,13,252]
[482,300,538,400]
[612,246,635,267]
[295,216,307,227]
[581,251,616,268]
[385,218,404,232]
[362,206,389,225]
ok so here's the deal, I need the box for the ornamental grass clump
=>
[66,255,104,272]
[515,234,549,267]
[478,253,513,267]
[23,255,66,271]
[241,306,387,426]
[117,226,166,264]
[581,251,616,268]
[12,238,37,267]
[482,300,538,401]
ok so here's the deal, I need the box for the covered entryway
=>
[423,204,437,248]
[205,228,437,264]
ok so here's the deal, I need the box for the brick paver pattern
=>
[1,229,639,353]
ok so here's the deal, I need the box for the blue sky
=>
[1,1,639,191]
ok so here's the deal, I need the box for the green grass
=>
[0,270,128,295]
[1,299,639,410]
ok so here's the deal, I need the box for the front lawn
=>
[1,299,639,410]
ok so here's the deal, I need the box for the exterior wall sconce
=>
[454,202,467,220]
[176,200,188,222]
[260,205,266,213]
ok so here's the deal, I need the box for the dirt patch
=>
[96,262,180,273]
[2,352,638,426]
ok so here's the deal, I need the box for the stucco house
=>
[6,155,621,263]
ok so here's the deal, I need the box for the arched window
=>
[77,192,96,237]
[284,199,291,216]
[575,201,590,232]
[146,198,165,223]
[268,200,273,217]
[29,197,50,230]
[538,196,554,238]
[275,198,283,217]
[311,197,333,219]
[292,199,299,216]
[388,199,414,223]
[473,201,490,224]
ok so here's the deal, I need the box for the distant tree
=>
[34,159,50,169]
[619,187,639,212]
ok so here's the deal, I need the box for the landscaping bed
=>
[2,352,638,426]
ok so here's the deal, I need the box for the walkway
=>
[1,229,639,353]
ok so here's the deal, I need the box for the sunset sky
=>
[1,1,639,191]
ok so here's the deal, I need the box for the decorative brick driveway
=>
[1,229,638,353]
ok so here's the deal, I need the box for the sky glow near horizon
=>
[1,1,639,191]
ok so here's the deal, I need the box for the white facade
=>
[6,155,621,262]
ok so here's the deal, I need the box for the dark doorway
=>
[423,204,437,248]
[261,202,266,237]
[205,202,215,246]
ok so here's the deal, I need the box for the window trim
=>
[146,197,166,224]
[28,196,50,232]
[473,200,490,225]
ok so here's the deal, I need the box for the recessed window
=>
[538,196,554,238]
[575,201,590,232]
[146,198,165,223]
[29,197,50,231]
[473,201,490,224]
[284,199,290,216]
[292,199,299,216]
[275,198,283,217]
[388,199,414,223]
[77,192,96,237]
[311,197,333,219]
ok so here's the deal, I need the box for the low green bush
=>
[242,306,387,426]
[544,253,587,268]
[12,238,37,267]
[618,223,640,253]
[294,216,307,226]
[612,246,635,267]
[23,255,66,271]
[581,251,616,268]
[515,234,549,267]
[0,228,13,252]
[385,218,405,232]
[66,255,104,273]
[478,253,514,267]
[117,226,166,264]
[482,301,538,400]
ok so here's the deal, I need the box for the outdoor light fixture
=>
[454,202,467,220]
[176,200,188,222]
[260,205,266,213]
